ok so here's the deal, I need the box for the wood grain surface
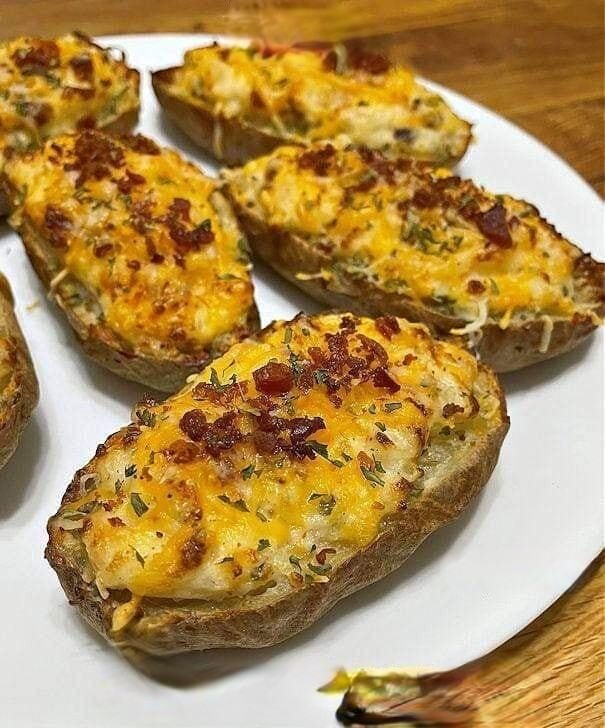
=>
[1,1,603,724]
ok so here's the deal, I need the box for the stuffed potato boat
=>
[0,272,38,469]
[46,312,508,656]
[0,32,140,215]
[224,144,604,372]
[3,130,259,391]
[152,42,471,166]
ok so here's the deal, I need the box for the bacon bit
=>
[70,53,94,81]
[127,259,141,271]
[107,517,125,527]
[121,134,161,155]
[179,410,207,441]
[376,431,393,446]
[62,86,95,100]
[358,147,400,185]
[372,367,400,394]
[357,334,389,366]
[375,316,400,340]
[117,169,146,194]
[349,174,376,194]
[340,315,359,332]
[192,380,248,406]
[164,439,202,464]
[253,362,294,396]
[65,130,124,187]
[93,242,114,258]
[442,403,465,418]
[44,205,71,248]
[289,571,304,588]
[145,237,164,264]
[316,547,336,565]
[403,353,417,365]
[412,188,438,208]
[475,203,513,248]
[181,534,206,569]
[298,144,336,176]
[130,199,154,234]
[467,279,486,295]
[12,40,59,73]
[121,425,141,445]
[168,197,191,222]
[347,47,390,74]
[252,412,326,459]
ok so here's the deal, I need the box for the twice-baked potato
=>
[224,144,604,372]
[0,32,140,215]
[3,130,259,391]
[46,312,508,656]
[152,42,471,167]
[0,272,38,469]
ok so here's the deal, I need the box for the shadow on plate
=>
[0,416,44,521]
[154,113,220,174]
[500,335,599,396]
[117,481,490,689]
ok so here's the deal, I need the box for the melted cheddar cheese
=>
[51,313,502,605]
[0,34,139,165]
[225,144,602,328]
[5,131,255,360]
[167,44,471,164]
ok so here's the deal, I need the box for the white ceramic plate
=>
[1,34,603,728]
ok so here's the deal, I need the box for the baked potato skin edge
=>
[0,273,39,469]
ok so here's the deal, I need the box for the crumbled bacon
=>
[192,380,248,406]
[62,86,95,100]
[252,412,325,459]
[253,362,294,396]
[412,188,438,209]
[371,367,400,394]
[168,197,191,222]
[93,242,114,258]
[376,431,393,446]
[164,439,202,464]
[475,203,513,248]
[65,131,125,187]
[181,534,206,569]
[402,353,417,366]
[467,279,486,295]
[347,47,390,74]
[442,402,465,418]
[356,334,389,366]
[316,547,336,565]
[107,517,125,527]
[44,205,71,248]
[69,53,94,81]
[12,40,59,74]
[179,410,207,441]
[116,169,146,194]
[298,144,336,176]
[130,199,154,234]
[121,134,161,155]
[375,316,400,340]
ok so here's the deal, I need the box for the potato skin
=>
[0,273,39,469]
[152,66,471,168]
[45,318,508,658]
[227,196,603,373]
[152,67,290,167]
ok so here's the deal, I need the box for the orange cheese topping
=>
[169,44,471,163]
[5,131,255,361]
[0,33,138,163]
[225,144,599,326]
[54,313,500,601]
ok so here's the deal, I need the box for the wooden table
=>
[1,1,603,724]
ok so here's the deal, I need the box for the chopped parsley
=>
[124,464,137,478]
[385,402,402,412]
[218,494,249,512]
[257,538,271,551]
[360,465,385,487]
[130,492,148,517]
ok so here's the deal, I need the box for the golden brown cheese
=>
[4,131,255,361]
[51,313,501,603]
[0,34,139,165]
[225,144,602,328]
[167,43,471,164]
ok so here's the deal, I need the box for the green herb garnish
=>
[130,492,148,516]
